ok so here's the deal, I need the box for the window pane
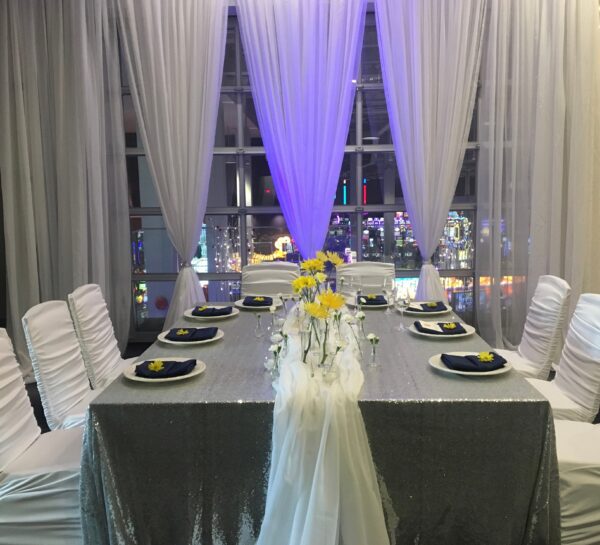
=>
[214,93,238,147]
[243,155,278,206]
[133,280,175,330]
[334,154,357,206]
[361,214,386,261]
[131,216,178,273]
[202,280,242,303]
[442,276,474,324]
[362,152,399,205]
[127,156,159,208]
[192,215,241,273]
[243,92,262,146]
[247,214,299,263]
[362,90,392,145]
[207,155,239,207]
[454,149,477,198]
[347,99,357,145]
[123,94,139,147]
[324,213,354,261]
[221,22,237,86]
[361,13,382,84]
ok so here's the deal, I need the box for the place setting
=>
[234,295,284,311]
[124,357,207,383]
[402,300,452,316]
[157,326,225,346]
[409,319,476,338]
[428,351,512,377]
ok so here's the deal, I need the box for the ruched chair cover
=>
[554,420,600,545]
[22,300,97,430]
[0,329,83,545]
[68,283,135,390]
[241,263,300,297]
[528,294,600,422]
[496,275,571,379]
[336,262,395,298]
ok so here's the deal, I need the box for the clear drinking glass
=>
[383,277,396,316]
[254,313,265,338]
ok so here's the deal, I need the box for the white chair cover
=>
[336,262,395,297]
[68,283,134,389]
[496,275,571,379]
[0,328,83,545]
[555,420,600,545]
[528,293,600,422]
[241,264,300,297]
[22,300,96,430]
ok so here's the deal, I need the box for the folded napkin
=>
[408,301,447,312]
[359,294,388,306]
[414,321,467,335]
[440,352,507,372]
[165,327,218,342]
[192,305,233,317]
[243,296,273,307]
[135,358,196,379]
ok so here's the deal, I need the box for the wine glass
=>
[395,287,411,331]
[254,313,265,338]
[383,277,396,316]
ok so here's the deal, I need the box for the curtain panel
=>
[476,0,600,347]
[376,0,486,302]
[0,0,130,375]
[115,0,228,329]
[237,0,366,260]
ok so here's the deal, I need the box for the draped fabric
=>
[476,0,600,347]
[115,0,228,329]
[0,0,130,376]
[375,0,486,302]
[257,322,389,545]
[237,0,366,259]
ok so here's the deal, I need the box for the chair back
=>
[241,263,299,296]
[0,329,40,472]
[68,284,122,389]
[554,293,600,420]
[22,300,91,430]
[518,275,571,376]
[336,262,395,297]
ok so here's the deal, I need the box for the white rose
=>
[343,314,354,324]
[359,297,366,304]
[356,311,366,320]
[269,305,276,313]
[268,344,279,353]
[367,333,376,341]
[271,333,283,344]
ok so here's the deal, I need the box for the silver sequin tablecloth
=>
[80,309,559,545]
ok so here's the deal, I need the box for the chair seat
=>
[555,420,600,545]
[495,349,549,379]
[0,427,83,545]
[527,379,591,421]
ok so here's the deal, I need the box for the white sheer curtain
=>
[0,0,130,375]
[116,0,228,329]
[476,0,600,347]
[237,0,366,259]
[376,0,486,302]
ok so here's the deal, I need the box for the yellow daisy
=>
[317,289,345,310]
[305,302,330,320]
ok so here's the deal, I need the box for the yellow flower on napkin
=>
[176,329,189,336]
[148,360,165,372]
[367,294,377,300]
[426,302,439,308]
[317,289,345,310]
[305,302,330,319]
[477,352,494,362]
[197,306,208,311]
[254,296,265,302]
[442,323,457,330]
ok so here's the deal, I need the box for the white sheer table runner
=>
[80,309,560,545]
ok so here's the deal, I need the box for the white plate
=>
[234,298,283,310]
[124,358,207,383]
[183,306,240,321]
[345,296,392,309]
[157,328,224,346]
[409,323,475,338]
[402,302,452,316]
[428,352,512,376]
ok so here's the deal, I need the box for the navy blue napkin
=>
[360,294,388,306]
[192,306,233,317]
[440,352,507,372]
[165,327,218,342]
[414,301,447,312]
[135,359,196,379]
[414,321,467,335]
[243,296,273,307]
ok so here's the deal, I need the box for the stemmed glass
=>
[383,277,396,316]
[395,287,412,332]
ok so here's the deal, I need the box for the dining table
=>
[80,303,560,545]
